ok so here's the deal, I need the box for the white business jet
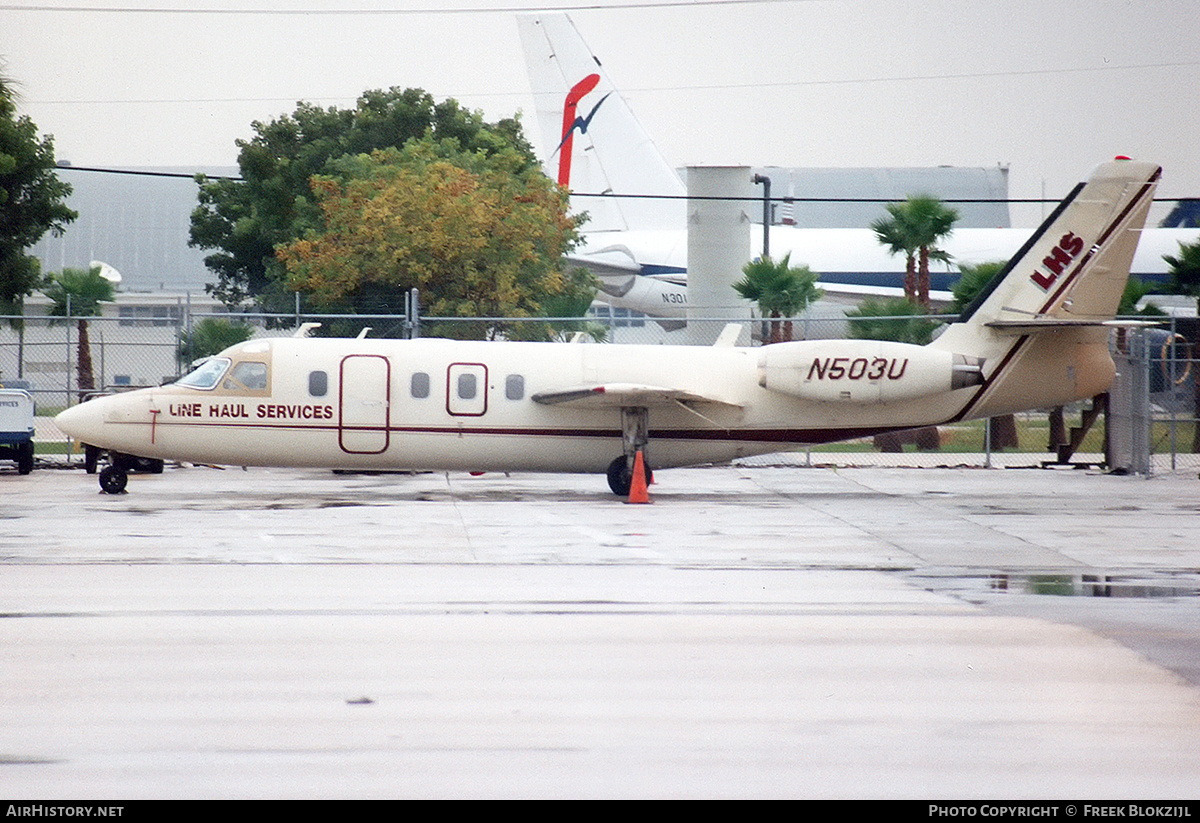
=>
[57,159,1159,497]
[517,13,1197,316]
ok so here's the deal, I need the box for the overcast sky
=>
[3,0,1198,226]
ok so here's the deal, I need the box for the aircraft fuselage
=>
[59,333,1029,477]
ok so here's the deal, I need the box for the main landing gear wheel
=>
[98,464,128,494]
[606,455,652,497]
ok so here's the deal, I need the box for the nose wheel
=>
[98,464,128,494]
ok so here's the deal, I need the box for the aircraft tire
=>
[140,458,165,474]
[99,465,128,494]
[17,440,34,475]
[606,455,652,497]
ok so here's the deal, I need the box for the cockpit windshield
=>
[175,357,230,390]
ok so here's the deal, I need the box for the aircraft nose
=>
[54,399,107,444]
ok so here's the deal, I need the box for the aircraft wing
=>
[532,383,742,409]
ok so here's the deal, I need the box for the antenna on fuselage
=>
[293,322,321,338]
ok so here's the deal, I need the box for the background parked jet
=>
[517,13,1198,317]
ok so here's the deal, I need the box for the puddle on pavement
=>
[917,571,1200,599]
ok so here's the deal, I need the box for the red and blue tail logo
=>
[556,73,611,187]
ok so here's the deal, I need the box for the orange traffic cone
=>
[627,450,650,504]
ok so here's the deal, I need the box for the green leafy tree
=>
[178,317,255,365]
[44,266,115,396]
[275,141,580,339]
[505,267,604,342]
[949,260,1004,315]
[189,88,538,311]
[733,253,823,344]
[1116,276,1168,317]
[0,70,77,312]
[845,296,939,346]
[872,196,958,309]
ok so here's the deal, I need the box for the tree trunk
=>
[912,426,939,450]
[76,318,95,399]
[17,318,25,379]
[989,415,1019,450]
[768,312,783,344]
[874,432,903,452]
[904,255,917,304]
[1048,407,1067,449]
[917,247,931,310]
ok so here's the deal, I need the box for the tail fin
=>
[946,158,1160,334]
[933,158,1161,418]
[516,13,686,232]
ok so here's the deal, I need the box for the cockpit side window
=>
[175,357,230,390]
[223,361,270,394]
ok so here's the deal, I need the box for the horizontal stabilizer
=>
[985,318,1165,335]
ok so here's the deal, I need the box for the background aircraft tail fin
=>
[517,13,687,232]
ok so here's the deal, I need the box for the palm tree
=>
[1163,237,1200,317]
[733,253,823,344]
[872,195,959,309]
[872,218,919,305]
[44,266,115,397]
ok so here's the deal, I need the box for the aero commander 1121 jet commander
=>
[56,158,1161,499]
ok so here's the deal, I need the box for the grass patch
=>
[810,410,1114,454]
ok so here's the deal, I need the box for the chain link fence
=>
[4,307,1196,474]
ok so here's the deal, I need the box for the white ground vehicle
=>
[0,389,36,475]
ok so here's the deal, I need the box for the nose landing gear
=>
[95,452,164,494]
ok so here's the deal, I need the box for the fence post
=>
[65,294,73,408]
[1115,329,1152,476]
[1134,330,1152,475]
[409,288,420,340]
[180,293,191,373]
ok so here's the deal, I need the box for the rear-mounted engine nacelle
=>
[757,340,984,404]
